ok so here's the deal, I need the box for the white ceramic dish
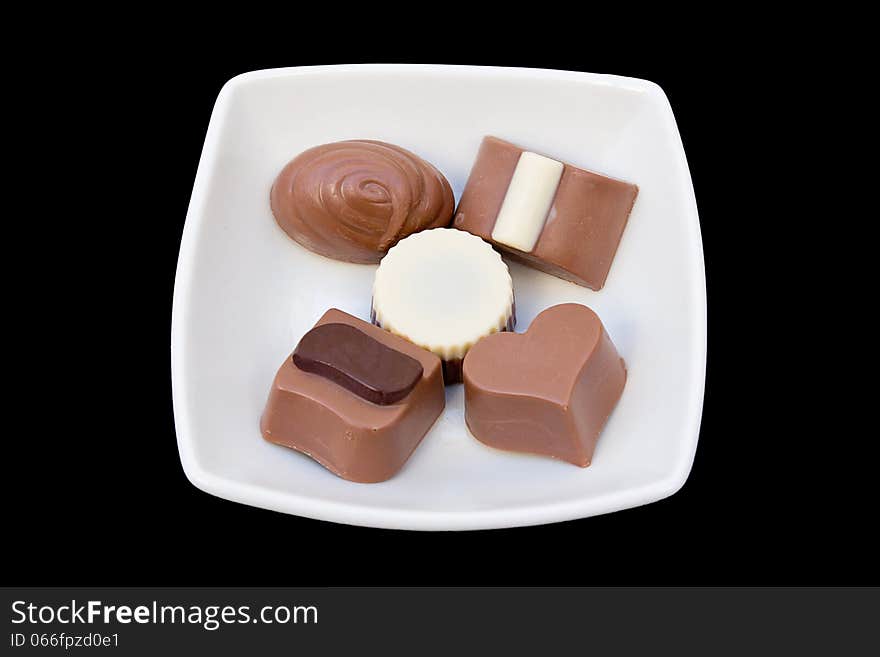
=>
[171,64,706,530]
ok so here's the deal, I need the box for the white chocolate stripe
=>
[491,151,564,252]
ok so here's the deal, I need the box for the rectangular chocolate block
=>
[453,136,639,290]
[260,308,445,483]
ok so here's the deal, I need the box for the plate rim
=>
[171,63,707,530]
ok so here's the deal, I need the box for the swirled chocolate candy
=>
[261,309,445,483]
[463,304,626,467]
[454,137,639,290]
[271,140,455,263]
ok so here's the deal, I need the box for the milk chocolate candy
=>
[454,136,639,290]
[271,140,455,264]
[463,303,626,467]
[261,309,445,483]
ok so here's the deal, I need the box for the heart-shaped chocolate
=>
[462,303,626,467]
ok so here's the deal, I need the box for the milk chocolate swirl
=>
[270,140,455,263]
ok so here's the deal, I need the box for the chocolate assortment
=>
[263,136,637,482]
[271,140,454,263]
[454,136,638,290]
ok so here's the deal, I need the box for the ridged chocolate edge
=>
[371,300,516,385]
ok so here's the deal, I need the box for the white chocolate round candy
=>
[372,228,514,362]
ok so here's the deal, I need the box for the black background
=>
[6,32,870,587]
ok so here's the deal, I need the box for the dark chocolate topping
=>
[293,323,423,405]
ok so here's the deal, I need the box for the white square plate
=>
[172,64,706,530]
